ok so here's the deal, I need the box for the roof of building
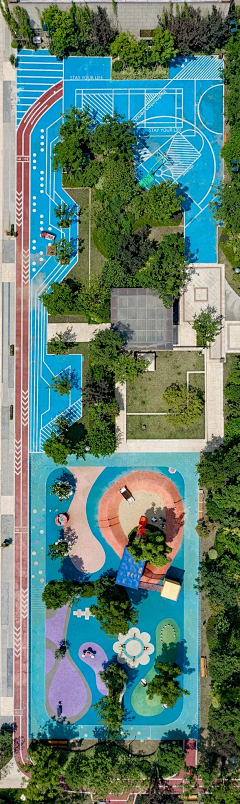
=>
[111,288,173,350]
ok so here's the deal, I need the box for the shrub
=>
[112,59,123,72]
[162,383,204,426]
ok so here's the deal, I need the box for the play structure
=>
[137,516,147,538]
[139,149,168,188]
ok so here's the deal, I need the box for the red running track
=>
[14,80,63,764]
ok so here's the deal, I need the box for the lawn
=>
[126,350,205,439]
[64,187,105,285]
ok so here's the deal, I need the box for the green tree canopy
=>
[49,373,72,396]
[21,742,65,802]
[42,579,81,609]
[41,280,78,316]
[221,124,240,174]
[77,574,138,636]
[52,106,92,181]
[91,112,136,158]
[127,525,171,567]
[210,180,240,234]
[64,741,149,797]
[111,31,149,69]
[162,383,204,426]
[47,540,69,561]
[193,308,222,348]
[136,233,188,307]
[147,662,189,707]
[151,27,177,66]
[197,443,240,527]
[143,180,183,224]
[156,740,185,778]
[54,202,76,228]
[88,411,116,457]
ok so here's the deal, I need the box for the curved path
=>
[63,467,106,573]
[15,80,63,765]
[98,471,184,583]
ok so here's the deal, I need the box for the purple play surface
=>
[79,642,108,695]
[48,653,89,718]
[45,648,55,675]
[45,605,68,647]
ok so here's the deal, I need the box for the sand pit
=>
[119,490,165,536]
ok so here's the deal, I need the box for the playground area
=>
[30,452,199,741]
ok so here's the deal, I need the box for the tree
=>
[83,370,114,407]
[49,478,73,501]
[225,77,240,127]
[156,741,185,778]
[47,540,69,561]
[143,181,183,224]
[52,106,92,181]
[65,742,149,798]
[115,353,148,384]
[102,259,133,290]
[89,328,124,370]
[127,525,171,567]
[222,124,240,175]
[54,202,76,229]
[210,181,240,234]
[42,579,81,610]
[86,574,138,636]
[55,238,75,265]
[111,32,149,70]
[21,742,64,802]
[101,154,138,207]
[41,281,77,316]
[78,278,110,324]
[136,233,188,307]
[49,373,72,396]
[43,416,72,465]
[88,413,116,457]
[89,328,147,384]
[99,662,127,696]
[114,227,155,276]
[93,664,127,738]
[193,308,222,348]
[91,112,136,158]
[0,725,13,771]
[151,27,177,66]
[147,662,189,708]
[159,4,230,57]
[201,781,240,804]
[88,6,116,55]
[0,0,34,48]
[197,442,240,527]
[41,4,76,58]
[48,332,70,354]
[162,383,204,426]
[54,639,70,660]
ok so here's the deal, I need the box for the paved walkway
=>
[47,321,110,343]
[0,16,16,736]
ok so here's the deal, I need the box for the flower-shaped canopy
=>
[113,627,154,668]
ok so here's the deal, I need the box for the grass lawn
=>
[64,187,105,285]
[126,350,205,439]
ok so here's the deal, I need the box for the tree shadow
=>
[70,368,80,389]
[177,183,193,213]
[185,235,198,262]
[112,321,134,344]
[60,553,86,581]
[35,718,80,740]
[161,724,199,741]
[64,526,77,548]
[61,326,76,344]
[141,500,184,546]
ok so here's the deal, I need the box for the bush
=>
[11,39,18,48]
[112,59,123,72]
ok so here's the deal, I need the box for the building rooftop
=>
[111,288,173,350]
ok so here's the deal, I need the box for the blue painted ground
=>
[16,51,223,449]
[29,452,199,742]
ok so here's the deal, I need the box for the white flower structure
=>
[113,627,154,669]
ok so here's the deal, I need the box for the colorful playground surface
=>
[14,50,223,752]
[30,453,199,740]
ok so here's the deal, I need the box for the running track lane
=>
[15,80,63,765]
